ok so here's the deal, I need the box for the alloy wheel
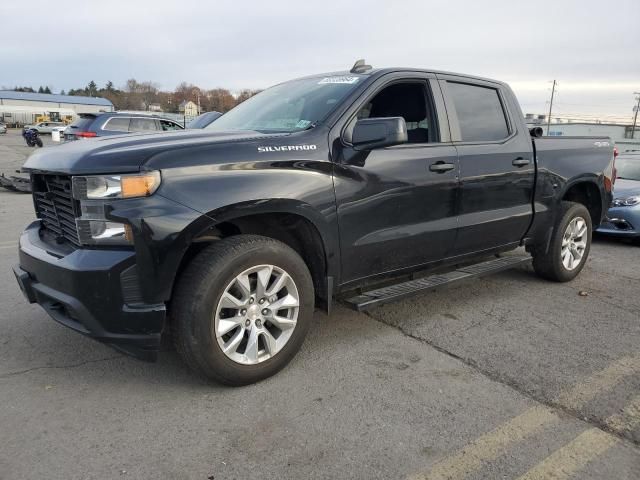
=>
[561,216,588,271]
[214,264,300,365]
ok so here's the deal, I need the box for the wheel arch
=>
[559,178,604,226]
[171,199,339,309]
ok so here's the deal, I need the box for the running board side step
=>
[343,255,532,311]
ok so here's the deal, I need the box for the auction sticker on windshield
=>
[318,76,360,84]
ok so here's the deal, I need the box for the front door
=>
[332,76,459,283]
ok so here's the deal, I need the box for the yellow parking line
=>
[605,394,640,434]
[407,406,559,480]
[556,354,640,410]
[515,428,618,480]
[407,354,640,480]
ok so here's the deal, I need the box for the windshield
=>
[206,75,364,133]
[616,155,640,181]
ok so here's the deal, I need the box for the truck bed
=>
[534,136,614,175]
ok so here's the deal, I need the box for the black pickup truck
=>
[13,62,615,385]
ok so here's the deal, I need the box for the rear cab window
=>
[446,81,510,142]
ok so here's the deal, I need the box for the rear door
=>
[332,73,459,283]
[438,75,534,255]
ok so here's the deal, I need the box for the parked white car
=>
[23,121,66,134]
[0,122,7,134]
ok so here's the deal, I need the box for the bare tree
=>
[206,88,236,112]
[235,89,261,105]
[139,81,159,111]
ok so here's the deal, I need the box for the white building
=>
[525,114,640,152]
[178,100,199,117]
[0,91,114,126]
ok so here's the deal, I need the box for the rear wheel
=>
[172,235,314,386]
[532,201,592,282]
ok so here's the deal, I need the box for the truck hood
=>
[612,178,640,198]
[22,129,287,175]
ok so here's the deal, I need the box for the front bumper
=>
[596,205,640,238]
[14,221,165,360]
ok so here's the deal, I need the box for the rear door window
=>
[103,117,131,132]
[129,118,158,132]
[447,82,509,142]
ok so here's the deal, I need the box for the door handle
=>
[512,157,530,167]
[429,162,455,173]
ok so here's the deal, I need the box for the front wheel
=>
[172,235,315,386]
[532,201,592,282]
[35,137,43,147]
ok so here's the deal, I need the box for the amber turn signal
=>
[121,171,161,198]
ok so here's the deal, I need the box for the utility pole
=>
[546,80,556,135]
[632,92,640,139]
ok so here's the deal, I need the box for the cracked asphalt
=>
[1,131,639,479]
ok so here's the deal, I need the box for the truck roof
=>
[291,67,507,87]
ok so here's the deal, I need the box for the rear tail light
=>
[75,131,97,138]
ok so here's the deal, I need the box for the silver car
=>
[23,121,66,134]
[597,152,640,242]
[0,122,7,134]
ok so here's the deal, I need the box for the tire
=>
[35,137,43,147]
[172,235,314,386]
[532,201,592,282]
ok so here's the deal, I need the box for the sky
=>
[1,0,638,121]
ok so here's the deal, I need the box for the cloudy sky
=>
[1,0,638,120]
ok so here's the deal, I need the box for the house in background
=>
[178,100,199,117]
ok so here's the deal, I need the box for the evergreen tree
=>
[87,80,97,96]
[38,86,44,93]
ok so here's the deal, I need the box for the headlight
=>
[70,171,159,245]
[612,195,640,207]
[72,171,161,200]
[76,220,133,245]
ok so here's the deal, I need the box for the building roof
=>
[0,90,113,107]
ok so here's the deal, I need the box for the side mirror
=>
[351,117,408,150]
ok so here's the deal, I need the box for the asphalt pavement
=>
[0,130,638,479]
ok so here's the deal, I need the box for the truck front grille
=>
[32,174,81,246]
